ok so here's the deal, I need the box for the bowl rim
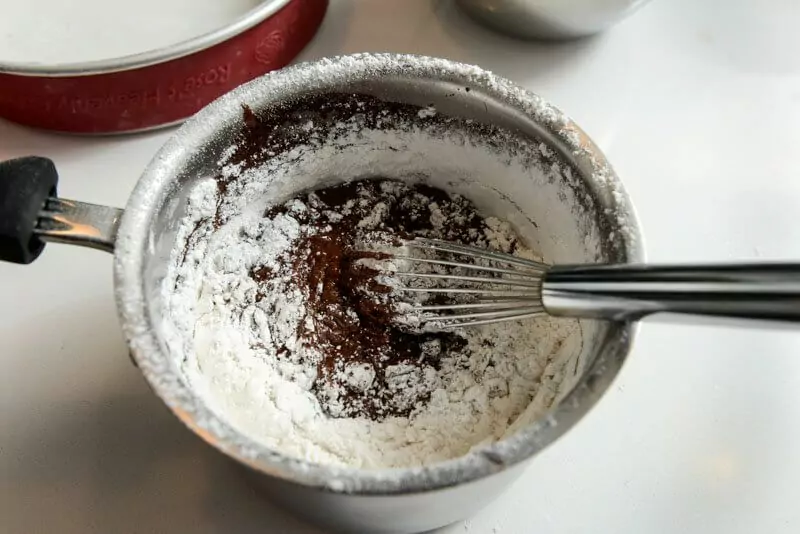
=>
[114,53,644,496]
[0,0,291,77]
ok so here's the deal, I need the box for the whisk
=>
[379,238,800,328]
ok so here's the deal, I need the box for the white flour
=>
[155,89,605,470]
[0,0,261,64]
[166,176,580,469]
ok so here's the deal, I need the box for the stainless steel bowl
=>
[4,54,643,533]
[457,0,652,40]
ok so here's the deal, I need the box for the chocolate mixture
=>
[251,180,515,420]
[189,94,554,421]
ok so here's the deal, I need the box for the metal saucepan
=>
[457,0,652,40]
[0,54,641,533]
[0,0,327,133]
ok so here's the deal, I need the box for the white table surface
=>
[3,0,800,532]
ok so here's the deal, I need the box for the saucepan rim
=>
[113,53,644,495]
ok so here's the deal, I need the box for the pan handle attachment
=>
[0,156,123,264]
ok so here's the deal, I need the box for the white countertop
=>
[2,1,800,532]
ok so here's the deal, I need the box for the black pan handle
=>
[0,157,58,264]
[0,156,123,264]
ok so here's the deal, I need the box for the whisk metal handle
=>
[542,263,800,323]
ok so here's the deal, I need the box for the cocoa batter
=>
[252,180,515,420]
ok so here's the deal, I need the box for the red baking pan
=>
[0,0,327,134]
